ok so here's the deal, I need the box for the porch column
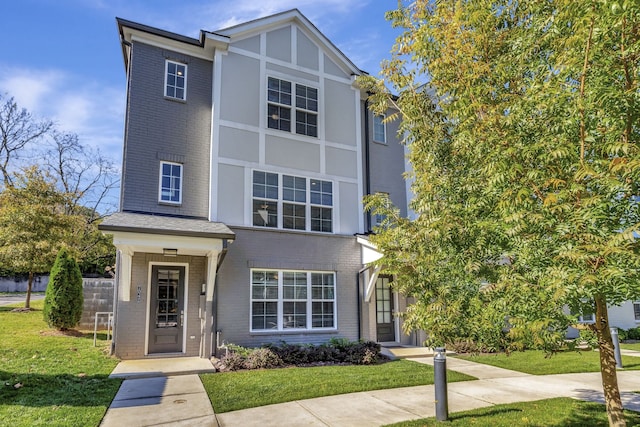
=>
[118,247,134,302]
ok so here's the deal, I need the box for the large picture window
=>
[267,77,317,137]
[252,170,333,233]
[159,161,182,204]
[251,270,336,331]
[165,60,187,100]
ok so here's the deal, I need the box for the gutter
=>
[364,95,372,232]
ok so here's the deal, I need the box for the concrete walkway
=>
[100,349,640,427]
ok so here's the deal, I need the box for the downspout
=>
[110,250,121,356]
[357,267,368,341]
[364,95,372,232]
[212,239,230,357]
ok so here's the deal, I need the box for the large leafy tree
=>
[0,167,81,308]
[362,1,640,425]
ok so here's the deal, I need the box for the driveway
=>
[0,293,45,306]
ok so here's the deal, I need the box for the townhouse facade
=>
[100,10,418,359]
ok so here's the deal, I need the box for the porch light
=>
[163,248,178,257]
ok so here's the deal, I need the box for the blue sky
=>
[1,0,401,175]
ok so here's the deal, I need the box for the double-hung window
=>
[634,301,640,322]
[373,114,386,143]
[165,60,187,100]
[310,179,333,232]
[252,171,333,233]
[251,269,336,331]
[267,77,317,137]
[159,161,182,204]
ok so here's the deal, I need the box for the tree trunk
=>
[25,271,33,309]
[594,294,626,427]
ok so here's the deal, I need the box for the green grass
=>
[201,359,475,413]
[386,397,640,426]
[621,342,640,351]
[455,350,640,375]
[0,300,122,426]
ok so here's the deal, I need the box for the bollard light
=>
[610,328,623,369]
[434,347,449,421]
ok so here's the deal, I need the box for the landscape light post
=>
[434,347,448,421]
[610,327,623,369]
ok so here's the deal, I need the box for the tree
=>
[0,167,81,308]
[43,247,84,330]
[0,93,53,187]
[361,1,639,425]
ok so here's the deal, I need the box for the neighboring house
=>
[566,301,640,339]
[99,9,420,360]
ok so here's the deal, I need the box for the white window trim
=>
[577,313,595,323]
[266,76,318,138]
[252,170,334,233]
[159,161,183,205]
[633,301,640,322]
[164,60,187,101]
[249,269,337,333]
[373,114,386,144]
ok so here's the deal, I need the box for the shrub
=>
[245,348,283,369]
[221,351,246,371]
[43,247,84,330]
[627,327,640,341]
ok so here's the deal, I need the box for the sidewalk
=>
[100,349,640,427]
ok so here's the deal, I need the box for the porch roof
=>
[99,211,235,240]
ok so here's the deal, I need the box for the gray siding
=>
[362,103,408,229]
[121,42,212,218]
[215,228,361,348]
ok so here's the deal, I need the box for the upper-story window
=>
[252,170,332,233]
[159,161,183,204]
[373,114,386,143]
[267,77,317,137]
[165,60,187,100]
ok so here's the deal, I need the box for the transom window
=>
[251,269,336,331]
[159,161,182,204]
[373,114,386,143]
[252,170,333,233]
[165,60,187,100]
[267,77,318,137]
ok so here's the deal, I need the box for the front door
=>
[149,266,185,354]
[375,276,395,342]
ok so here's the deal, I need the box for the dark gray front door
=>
[376,276,395,342]
[149,266,184,354]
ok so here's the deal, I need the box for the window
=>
[165,60,187,100]
[252,170,333,233]
[634,301,640,321]
[267,77,317,137]
[373,114,386,143]
[251,269,336,331]
[159,161,182,204]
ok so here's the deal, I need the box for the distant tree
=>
[43,247,84,330]
[0,93,53,187]
[0,167,80,308]
[361,1,640,426]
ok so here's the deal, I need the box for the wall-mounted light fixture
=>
[163,248,178,257]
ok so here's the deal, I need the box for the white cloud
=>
[0,64,124,159]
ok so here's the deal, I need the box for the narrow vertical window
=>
[373,114,386,143]
[310,179,332,232]
[165,60,187,100]
[634,301,640,321]
[252,171,279,227]
[282,175,306,230]
[159,161,182,204]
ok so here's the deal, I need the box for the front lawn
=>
[386,397,640,426]
[201,359,475,413]
[0,301,121,427]
[621,342,640,351]
[455,350,640,375]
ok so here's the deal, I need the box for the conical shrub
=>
[43,247,84,330]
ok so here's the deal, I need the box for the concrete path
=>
[100,349,640,427]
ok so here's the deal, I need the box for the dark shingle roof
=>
[99,212,235,240]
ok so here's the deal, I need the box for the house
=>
[99,9,420,360]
